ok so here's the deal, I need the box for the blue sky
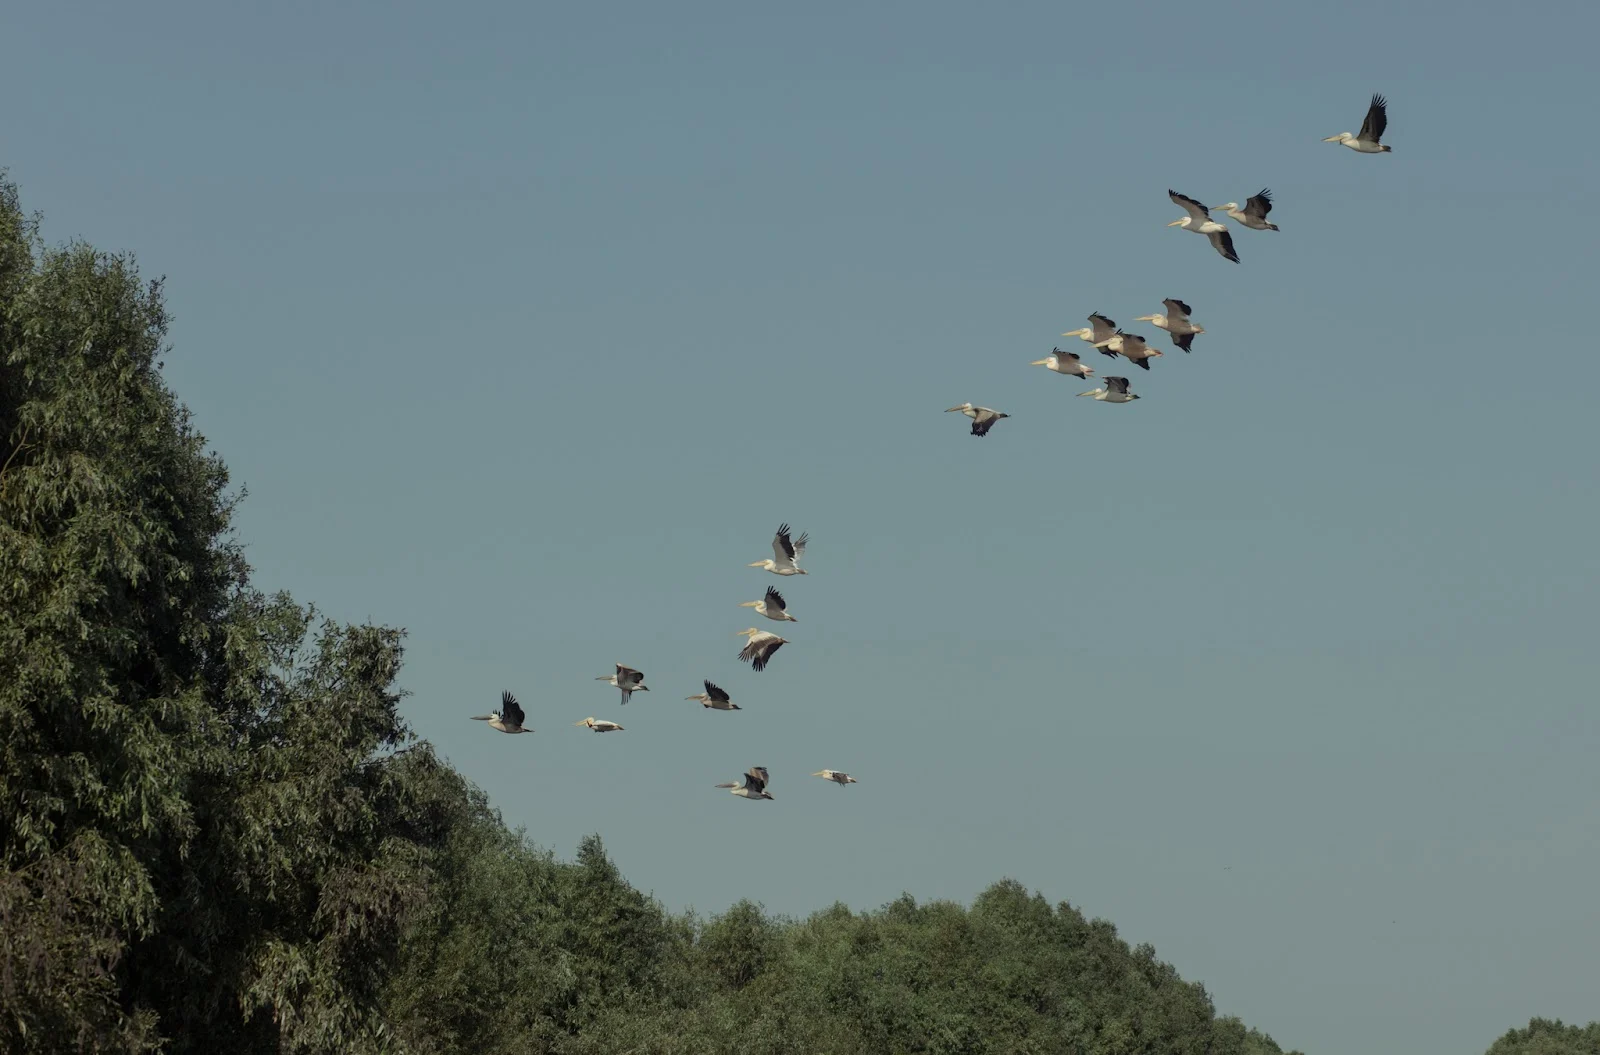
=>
[6,1,1599,1052]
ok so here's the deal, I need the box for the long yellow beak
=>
[739,601,758,607]
[1030,358,1049,366]
[1166,219,1184,227]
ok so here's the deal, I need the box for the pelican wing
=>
[773,523,797,561]
[970,409,1005,437]
[500,690,525,727]
[745,766,770,793]
[1168,189,1211,224]
[739,635,785,671]
[1162,298,1193,322]
[1359,93,1387,143]
[1087,313,1118,343]
[616,664,644,687]
[1243,189,1273,222]
[1105,376,1131,396]
[1172,331,1195,353]
[1208,228,1240,263]
[1118,333,1150,356]
[764,585,787,612]
[1053,347,1082,364]
[704,680,729,704]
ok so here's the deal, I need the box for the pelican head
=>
[1214,203,1238,212]
[1061,327,1091,338]
[739,600,760,609]
[1134,314,1157,323]
[748,560,769,568]
[1166,217,1189,228]
[736,627,761,637]
[944,403,973,413]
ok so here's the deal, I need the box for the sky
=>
[5,1,1599,1052]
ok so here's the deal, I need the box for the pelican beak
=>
[1030,358,1051,366]
[1061,329,1088,338]
[1134,315,1155,322]
[739,601,759,608]
[469,715,491,721]
[1166,219,1184,227]
[944,406,965,413]
[1321,135,1341,142]
[747,561,765,567]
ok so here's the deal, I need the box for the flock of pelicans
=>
[470,91,1398,802]
[944,93,1393,436]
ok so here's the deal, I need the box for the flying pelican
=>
[1213,189,1279,231]
[470,690,533,734]
[1135,299,1205,353]
[813,769,858,786]
[1107,331,1162,371]
[595,663,649,704]
[1031,347,1095,378]
[1062,313,1121,357]
[574,717,624,732]
[1077,376,1140,403]
[687,680,740,710]
[749,522,808,576]
[716,766,775,801]
[1324,93,1391,153]
[1167,190,1239,263]
[736,627,788,672]
[945,403,1011,437]
[740,584,797,622]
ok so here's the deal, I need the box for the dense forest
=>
[0,173,1590,1053]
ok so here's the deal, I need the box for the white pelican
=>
[1077,376,1140,403]
[1135,299,1205,353]
[740,584,797,622]
[812,769,858,786]
[1324,93,1391,153]
[1062,313,1121,357]
[687,680,740,710]
[470,690,533,734]
[716,766,774,801]
[1213,189,1279,232]
[1107,331,1162,371]
[574,717,624,732]
[945,403,1011,437]
[736,627,788,672]
[1167,190,1239,263]
[749,523,808,576]
[595,663,648,704]
[1031,346,1095,378]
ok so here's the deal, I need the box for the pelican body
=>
[1062,313,1120,357]
[1077,376,1140,403]
[1031,347,1095,378]
[596,663,649,704]
[688,680,740,710]
[750,523,808,575]
[575,717,624,732]
[740,584,797,622]
[1167,190,1240,263]
[471,690,533,734]
[736,627,788,672]
[945,403,1011,437]
[1135,299,1205,353]
[717,766,774,800]
[1214,189,1279,231]
[813,769,858,786]
[1324,93,1391,152]
[1106,332,1162,371]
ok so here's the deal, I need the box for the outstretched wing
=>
[1106,376,1131,395]
[1244,189,1273,221]
[1168,189,1210,222]
[764,585,787,611]
[773,523,797,561]
[1173,331,1195,353]
[745,766,770,793]
[500,690,525,726]
[1359,94,1387,143]
[1163,298,1193,320]
[1209,228,1240,263]
[704,680,729,703]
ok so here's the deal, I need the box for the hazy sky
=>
[6,2,1599,1052]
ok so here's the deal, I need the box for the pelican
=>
[1135,299,1205,353]
[736,627,788,672]
[687,680,741,710]
[1031,346,1095,378]
[574,717,624,732]
[813,769,858,786]
[1324,93,1391,153]
[470,690,533,734]
[716,766,774,801]
[1077,376,1140,403]
[1061,313,1121,357]
[750,522,808,576]
[945,403,1011,437]
[1213,189,1279,232]
[1167,190,1239,263]
[1106,331,1162,371]
[740,584,797,622]
[595,663,649,704]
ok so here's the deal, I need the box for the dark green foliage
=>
[1486,1020,1600,1055]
